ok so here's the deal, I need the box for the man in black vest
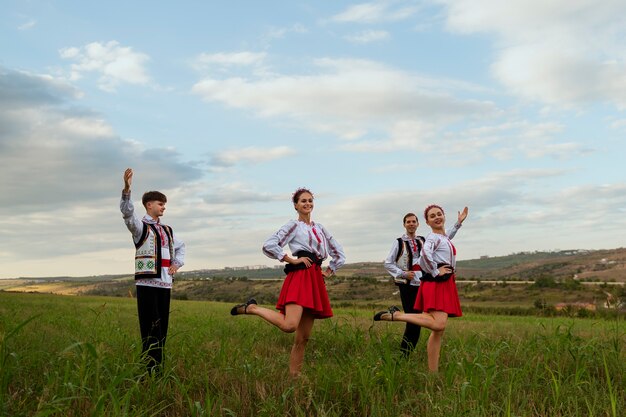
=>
[383,213,424,355]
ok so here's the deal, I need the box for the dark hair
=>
[292,187,314,204]
[424,204,444,220]
[403,213,418,224]
[142,191,167,207]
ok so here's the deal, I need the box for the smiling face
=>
[294,192,314,216]
[403,214,418,235]
[425,206,445,230]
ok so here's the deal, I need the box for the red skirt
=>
[414,275,462,317]
[276,264,333,319]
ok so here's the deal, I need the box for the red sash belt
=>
[161,259,171,267]
[410,264,421,272]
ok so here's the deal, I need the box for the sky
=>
[1,0,625,278]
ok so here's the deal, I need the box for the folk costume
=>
[384,222,461,353]
[262,220,345,318]
[384,234,426,285]
[120,191,185,372]
[417,226,462,317]
[384,234,425,353]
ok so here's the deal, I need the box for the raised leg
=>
[245,303,304,333]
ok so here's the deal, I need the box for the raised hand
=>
[457,206,469,224]
[123,168,133,192]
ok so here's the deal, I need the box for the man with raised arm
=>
[120,168,185,375]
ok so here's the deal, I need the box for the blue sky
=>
[1,0,625,278]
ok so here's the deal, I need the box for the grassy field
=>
[0,292,623,417]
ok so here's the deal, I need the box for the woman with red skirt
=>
[374,204,468,372]
[231,187,345,377]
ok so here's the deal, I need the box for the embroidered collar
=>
[142,215,161,225]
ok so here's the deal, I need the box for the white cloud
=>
[436,0,626,108]
[211,146,296,167]
[0,67,201,214]
[194,51,267,68]
[339,120,436,152]
[192,51,272,78]
[198,182,285,205]
[330,1,420,23]
[324,170,626,262]
[448,119,595,160]
[18,19,36,30]
[192,57,495,145]
[59,41,151,92]
[609,118,626,130]
[345,29,391,43]
[262,24,308,42]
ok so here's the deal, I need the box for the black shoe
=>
[230,298,257,316]
[373,306,400,321]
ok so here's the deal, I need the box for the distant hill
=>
[179,248,626,283]
[3,249,624,314]
[455,248,626,282]
[3,248,625,285]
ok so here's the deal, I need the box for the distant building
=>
[224,265,270,271]
[554,302,596,311]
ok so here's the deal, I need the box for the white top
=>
[419,225,461,278]
[262,219,346,272]
[387,222,462,284]
[120,192,186,288]
[383,234,425,286]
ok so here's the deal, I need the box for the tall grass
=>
[0,292,623,416]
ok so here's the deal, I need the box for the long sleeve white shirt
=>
[386,222,462,284]
[383,234,425,285]
[419,222,462,278]
[262,220,346,272]
[120,192,185,288]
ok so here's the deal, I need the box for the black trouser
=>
[397,284,421,355]
[136,285,171,373]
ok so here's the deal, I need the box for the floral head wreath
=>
[292,187,314,204]
[424,204,444,220]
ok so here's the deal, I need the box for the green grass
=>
[0,292,623,417]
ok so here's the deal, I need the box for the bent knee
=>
[280,323,298,333]
[431,322,447,332]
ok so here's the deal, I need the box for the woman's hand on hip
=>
[437,265,453,275]
[286,256,312,267]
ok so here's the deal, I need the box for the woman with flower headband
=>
[374,204,468,372]
[230,187,345,377]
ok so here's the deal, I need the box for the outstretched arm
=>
[120,168,142,241]
[123,168,133,193]
[447,207,469,239]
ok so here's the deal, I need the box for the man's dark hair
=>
[403,212,418,224]
[142,191,167,207]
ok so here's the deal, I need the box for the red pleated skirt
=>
[276,264,333,319]
[414,275,463,317]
